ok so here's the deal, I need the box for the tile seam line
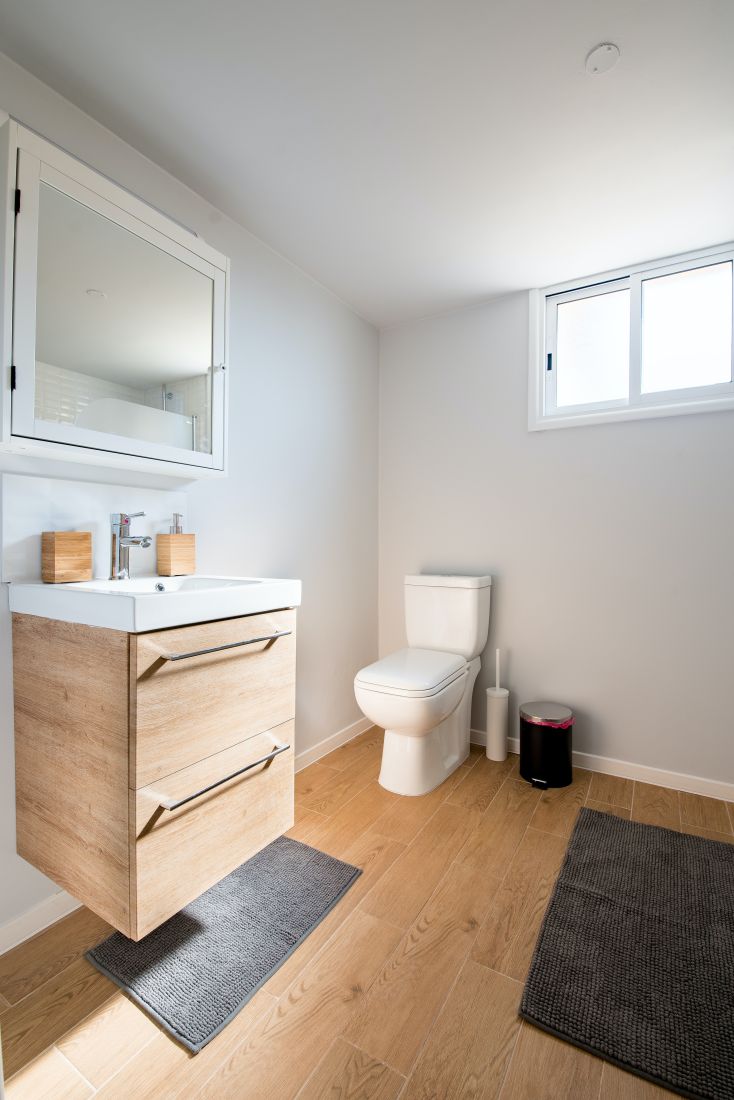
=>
[52,1042,99,1095]
[80,1024,161,1096]
[188,991,280,1100]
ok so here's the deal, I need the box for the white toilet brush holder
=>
[486,647,509,762]
[486,687,509,761]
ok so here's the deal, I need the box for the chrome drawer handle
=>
[160,629,291,663]
[157,741,290,812]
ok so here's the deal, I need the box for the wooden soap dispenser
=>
[157,513,196,576]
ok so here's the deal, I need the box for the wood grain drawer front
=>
[131,722,294,939]
[131,609,296,787]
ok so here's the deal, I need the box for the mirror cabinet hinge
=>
[546,353,553,371]
[10,364,16,390]
[14,189,20,215]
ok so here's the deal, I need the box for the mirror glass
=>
[33,182,215,454]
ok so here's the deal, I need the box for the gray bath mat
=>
[86,836,361,1052]
[521,808,734,1100]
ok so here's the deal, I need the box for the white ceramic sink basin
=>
[8,575,302,633]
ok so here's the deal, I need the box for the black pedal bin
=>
[519,702,574,789]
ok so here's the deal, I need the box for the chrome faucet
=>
[110,512,152,580]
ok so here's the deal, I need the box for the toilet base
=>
[378,726,469,796]
[378,657,480,797]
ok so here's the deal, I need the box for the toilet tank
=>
[404,575,492,660]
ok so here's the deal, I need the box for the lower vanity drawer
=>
[130,721,294,939]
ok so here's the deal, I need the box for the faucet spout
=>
[121,535,152,549]
[110,513,152,580]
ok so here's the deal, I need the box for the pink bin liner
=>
[521,714,575,730]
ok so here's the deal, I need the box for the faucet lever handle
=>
[110,511,145,527]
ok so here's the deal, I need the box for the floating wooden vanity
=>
[12,609,296,939]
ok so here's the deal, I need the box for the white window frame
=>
[529,243,734,431]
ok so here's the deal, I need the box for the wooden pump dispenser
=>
[156,513,196,576]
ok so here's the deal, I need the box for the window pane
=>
[555,289,630,407]
[641,261,732,394]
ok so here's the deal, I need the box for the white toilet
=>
[354,574,492,796]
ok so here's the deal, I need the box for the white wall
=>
[0,54,378,931]
[1,474,185,582]
[379,292,734,786]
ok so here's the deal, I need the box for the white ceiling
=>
[0,0,732,327]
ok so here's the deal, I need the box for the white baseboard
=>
[470,729,734,802]
[295,716,373,772]
[0,890,81,956]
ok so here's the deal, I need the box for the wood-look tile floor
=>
[1,729,731,1099]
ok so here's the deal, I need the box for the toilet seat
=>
[354,648,466,698]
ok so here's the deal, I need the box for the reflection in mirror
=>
[34,183,215,453]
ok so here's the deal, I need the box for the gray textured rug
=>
[86,836,361,1052]
[521,808,734,1100]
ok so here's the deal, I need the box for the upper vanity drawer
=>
[130,610,296,787]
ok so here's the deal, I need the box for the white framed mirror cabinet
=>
[0,114,229,478]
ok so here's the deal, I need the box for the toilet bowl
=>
[354,574,492,796]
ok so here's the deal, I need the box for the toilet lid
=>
[355,648,466,698]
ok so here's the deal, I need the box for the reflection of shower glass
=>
[33,181,215,454]
[161,387,185,414]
